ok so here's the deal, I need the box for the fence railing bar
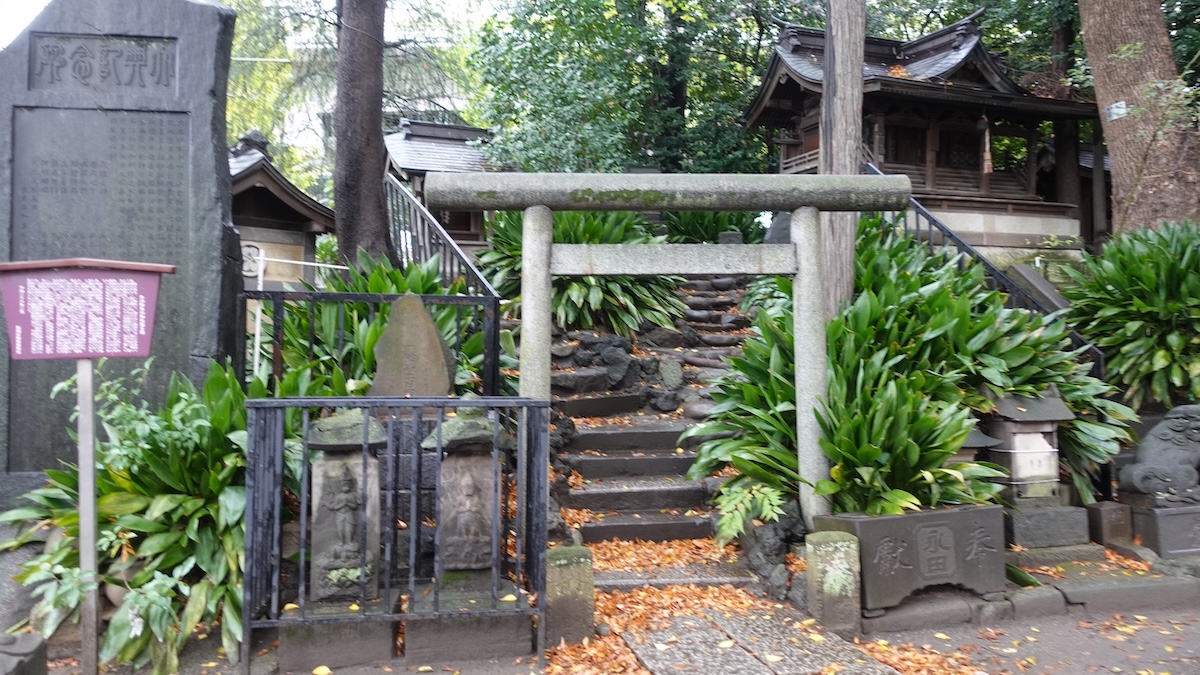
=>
[432,406,444,613]
[382,412,397,614]
[298,408,311,614]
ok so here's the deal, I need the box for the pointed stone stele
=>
[370,293,455,398]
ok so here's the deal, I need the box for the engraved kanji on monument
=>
[0,0,240,481]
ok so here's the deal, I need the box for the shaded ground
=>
[881,608,1200,674]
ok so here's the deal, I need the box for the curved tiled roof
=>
[746,11,1096,125]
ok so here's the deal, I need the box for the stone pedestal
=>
[1004,505,1089,549]
[815,505,1005,611]
[1086,501,1133,545]
[805,531,861,638]
[278,602,397,672]
[1131,504,1200,558]
[545,545,595,646]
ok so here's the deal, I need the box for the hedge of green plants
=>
[686,218,1135,540]
[1064,221,1200,411]
[1,362,258,674]
[663,211,765,244]
[475,210,687,338]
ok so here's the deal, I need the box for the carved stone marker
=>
[371,294,455,398]
[814,505,1005,611]
[1119,406,1200,557]
[421,395,515,569]
[0,0,240,490]
[307,409,387,601]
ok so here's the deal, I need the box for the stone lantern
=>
[980,386,1088,548]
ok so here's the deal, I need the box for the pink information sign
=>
[0,259,176,360]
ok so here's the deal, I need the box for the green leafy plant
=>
[257,250,517,395]
[476,211,687,338]
[712,483,785,543]
[1064,222,1200,411]
[688,216,1135,533]
[663,211,765,244]
[0,361,253,673]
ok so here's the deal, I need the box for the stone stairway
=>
[551,276,755,544]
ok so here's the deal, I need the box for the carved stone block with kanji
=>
[814,505,1005,610]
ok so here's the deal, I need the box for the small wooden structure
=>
[746,10,1107,249]
[229,131,334,288]
[385,119,494,252]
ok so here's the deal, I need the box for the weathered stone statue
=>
[422,394,515,570]
[1120,405,1200,505]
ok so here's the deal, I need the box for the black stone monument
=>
[0,0,241,501]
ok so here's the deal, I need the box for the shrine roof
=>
[385,119,493,176]
[747,10,1097,125]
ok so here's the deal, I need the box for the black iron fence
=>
[243,290,503,397]
[386,174,498,300]
[241,396,550,668]
[862,162,1105,377]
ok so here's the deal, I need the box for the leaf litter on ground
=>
[586,538,739,572]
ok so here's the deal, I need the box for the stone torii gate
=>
[425,173,910,525]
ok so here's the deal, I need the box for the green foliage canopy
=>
[470,0,820,172]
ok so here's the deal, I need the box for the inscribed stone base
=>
[1086,501,1133,545]
[815,505,1005,611]
[1004,506,1089,549]
[278,603,396,672]
[805,531,861,638]
[1131,504,1200,558]
[310,455,380,601]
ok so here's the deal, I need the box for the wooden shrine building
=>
[746,10,1109,249]
[229,131,334,288]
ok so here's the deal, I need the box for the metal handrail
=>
[385,173,500,301]
[862,162,1105,377]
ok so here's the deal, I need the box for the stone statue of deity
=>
[1119,405,1200,504]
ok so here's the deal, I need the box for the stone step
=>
[684,365,735,384]
[687,319,750,333]
[697,333,744,347]
[594,560,755,592]
[549,366,611,394]
[682,353,729,370]
[563,475,710,511]
[561,448,697,479]
[580,510,712,543]
[642,346,741,361]
[683,295,739,311]
[570,417,692,451]
[554,392,642,418]
[678,279,714,292]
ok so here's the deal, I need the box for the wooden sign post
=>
[0,258,175,675]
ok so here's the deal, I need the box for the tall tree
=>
[334,0,398,263]
[471,0,823,173]
[1079,0,1200,230]
[226,0,330,200]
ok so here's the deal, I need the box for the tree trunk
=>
[335,0,397,264]
[819,0,865,318]
[1079,0,1200,231]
